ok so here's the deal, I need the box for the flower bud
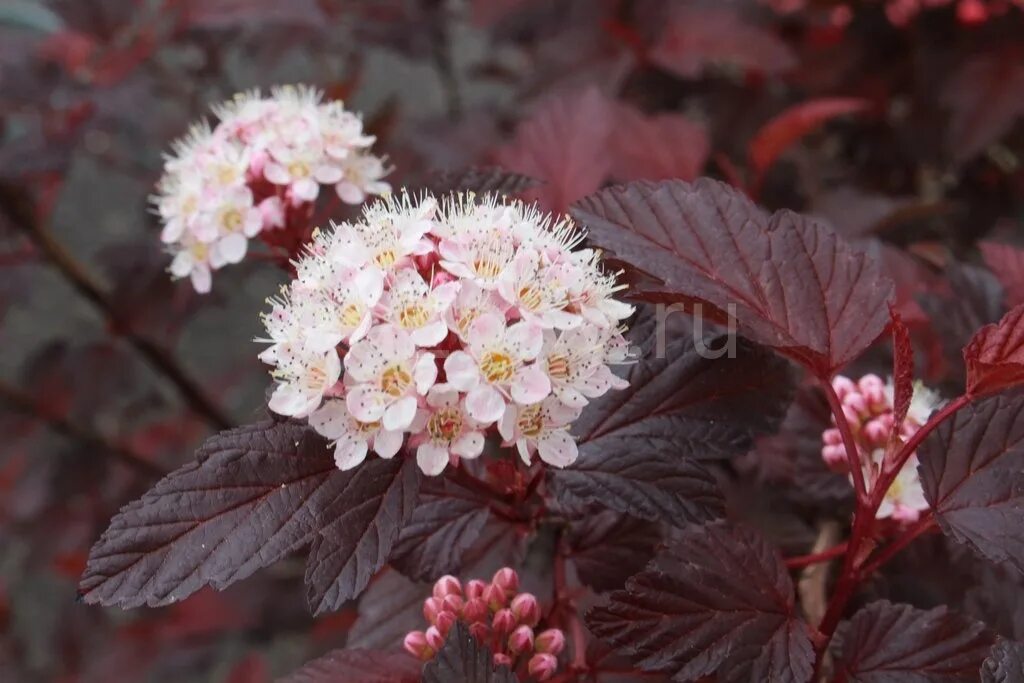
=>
[468,621,490,643]
[492,567,519,593]
[528,653,558,681]
[403,630,431,660]
[535,628,566,655]
[822,428,843,446]
[442,593,464,615]
[492,608,516,635]
[436,610,457,637]
[510,592,541,627]
[425,626,445,652]
[508,625,535,654]
[842,404,861,428]
[423,597,444,624]
[484,583,507,611]
[465,579,487,600]
[858,374,884,395]
[832,375,856,399]
[492,653,513,668]
[463,597,489,624]
[432,575,462,600]
[843,392,868,416]
[822,444,848,469]
[863,418,890,448]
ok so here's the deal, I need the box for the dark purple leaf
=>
[609,104,709,183]
[421,622,517,683]
[390,476,491,582]
[833,600,994,682]
[571,178,895,377]
[964,304,1024,398]
[941,52,1024,164]
[347,570,432,651]
[79,421,345,608]
[568,511,662,593]
[891,309,914,429]
[304,458,421,615]
[587,522,814,682]
[419,166,540,198]
[918,392,1024,574]
[981,242,1024,309]
[281,649,420,683]
[982,640,1024,683]
[549,331,792,525]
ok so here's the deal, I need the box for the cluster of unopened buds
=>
[758,0,1022,26]
[153,85,390,293]
[821,374,942,522]
[404,569,565,680]
[258,191,633,476]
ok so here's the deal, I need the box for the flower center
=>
[190,242,209,260]
[380,364,413,397]
[518,284,544,311]
[222,208,243,232]
[516,404,544,438]
[288,161,310,178]
[479,351,515,384]
[216,165,240,185]
[339,303,364,328]
[546,354,569,381]
[375,248,397,269]
[427,407,463,442]
[398,303,430,329]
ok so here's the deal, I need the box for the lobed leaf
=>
[609,104,709,183]
[918,392,1024,574]
[421,622,517,683]
[567,511,662,593]
[572,178,894,377]
[833,600,994,682]
[281,649,420,683]
[982,640,1024,683]
[587,522,814,682]
[964,304,1024,397]
[305,457,422,615]
[80,421,345,608]
[390,475,491,581]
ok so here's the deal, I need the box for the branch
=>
[787,538,848,570]
[858,512,937,578]
[821,378,867,499]
[0,182,233,430]
[0,379,166,478]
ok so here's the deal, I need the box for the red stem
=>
[858,513,937,578]
[821,378,868,501]
[785,541,849,570]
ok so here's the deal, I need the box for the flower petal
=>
[465,385,505,424]
[346,385,387,422]
[309,400,351,439]
[537,431,578,468]
[383,395,417,431]
[443,352,479,391]
[510,365,551,405]
[374,429,404,458]
[452,432,484,459]
[334,438,369,471]
[416,443,450,476]
[414,353,438,394]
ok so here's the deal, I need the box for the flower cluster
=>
[822,374,942,521]
[153,85,390,293]
[258,192,632,476]
[404,569,565,681]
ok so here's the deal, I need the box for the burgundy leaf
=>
[568,511,662,593]
[609,104,709,183]
[649,6,796,79]
[495,86,614,212]
[418,166,540,198]
[587,522,814,682]
[79,421,345,608]
[833,601,994,682]
[304,458,421,615]
[964,305,1024,397]
[281,649,420,683]
[749,98,870,179]
[941,52,1024,164]
[421,622,517,683]
[981,242,1024,308]
[890,308,914,429]
[918,392,1024,574]
[550,331,792,525]
[571,178,895,377]
[390,476,491,582]
[347,570,431,650]
[982,640,1024,683]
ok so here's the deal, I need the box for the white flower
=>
[445,280,508,342]
[169,236,213,293]
[412,387,486,476]
[344,325,437,431]
[497,249,580,329]
[310,399,404,470]
[567,249,634,327]
[336,154,392,204]
[499,397,581,467]
[299,266,384,350]
[443,313,550,424]
[264,139,335,203]
[871,451,929,522]
[332,195,436,271]
[380,269,460,346]
[268,347,341,418]
[540,326,630,408]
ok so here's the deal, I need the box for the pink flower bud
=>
[423,597,444,624]
[433,575,462,600]
[492,608,516,635]
[484,583,507,611]
[863,419,890,447]
[510,592,540,627]
[492,567,519,593]
[822,428,843,446]
[468,621,490,643]
[535,628,566,655]
[465,579,487,600]
[832,375,856,399]
[442,594,464,615]
[843,392,868,416]
[436,610,457,637]
[822,444,848,470]
[858,374,884,394]
[463,597,489,624]
[508,625,535,654]
[492,653,513,668]
[403,630,431,660]
[528,653,558,681]
[425,626,445,652]
[842,404,861,428]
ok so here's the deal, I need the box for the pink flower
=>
[169,236,213,294]
[379,268,460,347]
[267,348,341,418]
[499,397,580,467]
[263,140,337,203]
[344,325,437,431]
[309,399,404,470]
[335,154,391,204]
[497,249,581,329]
[540,325,629,408]
[411,387,486,475]
[444,313,550,424]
